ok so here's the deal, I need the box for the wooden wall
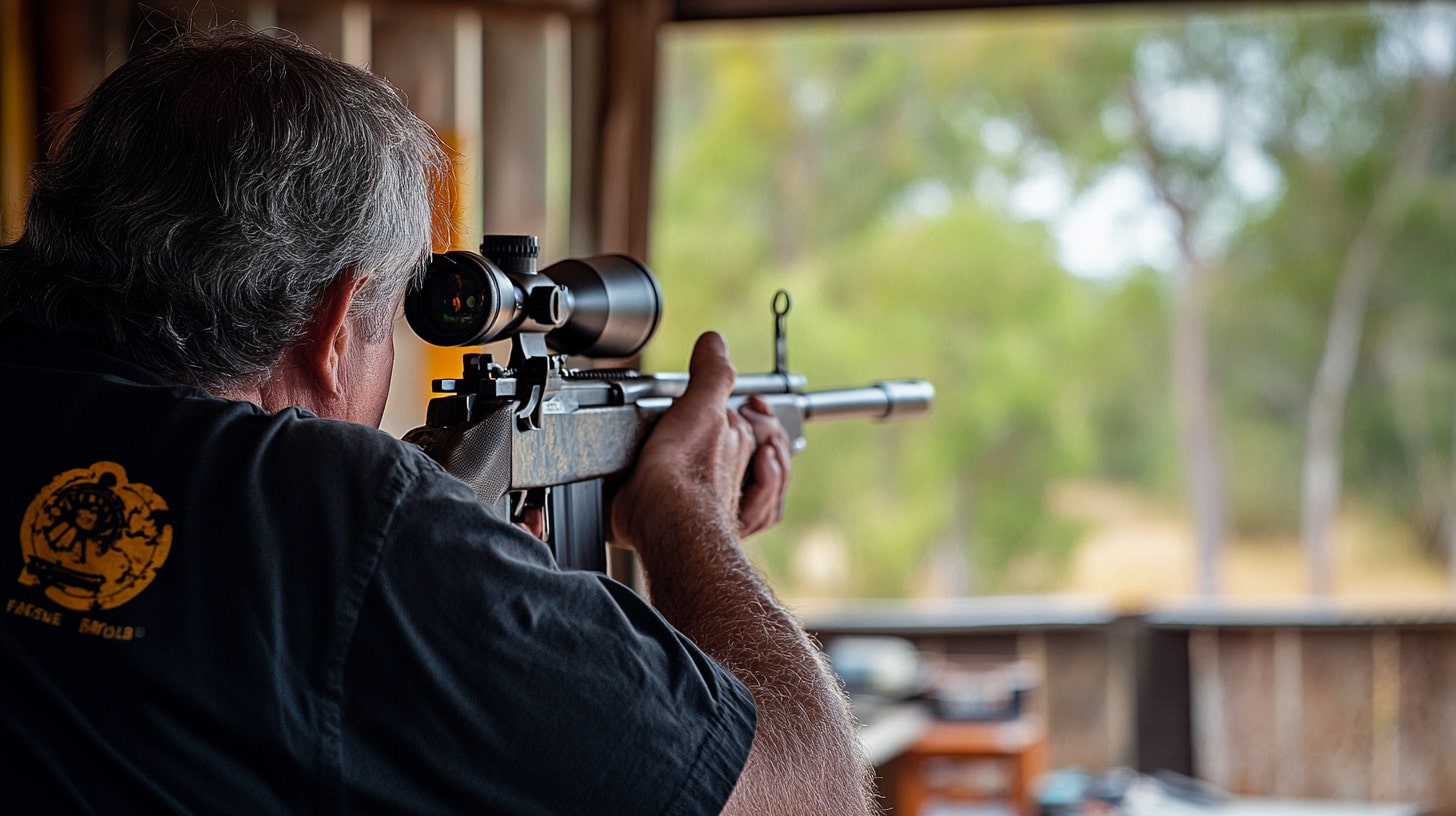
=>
[1187,624,1456,805]
[809,604,1456,809]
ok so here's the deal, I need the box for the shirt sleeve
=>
[336,460,757,816]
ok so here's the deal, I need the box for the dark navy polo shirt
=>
[0,319,755,814]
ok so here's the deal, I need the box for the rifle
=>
[404,235,933,572]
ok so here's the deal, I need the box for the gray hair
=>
[0,27,451,390]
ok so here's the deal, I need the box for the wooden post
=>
[569,0,669,258]
[0,0,36,241]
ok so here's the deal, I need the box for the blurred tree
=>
[650,2,1456,599]
[1197,5,1456,590]
[1298,37,1456,595]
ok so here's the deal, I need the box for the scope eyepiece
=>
[405,241,663,359]
[405,251,517,348]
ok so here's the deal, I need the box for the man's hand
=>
[610,332,791,551]
[737,395,791,536]
[614,332,873,816]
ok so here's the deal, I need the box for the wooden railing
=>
[802,598,1456,810]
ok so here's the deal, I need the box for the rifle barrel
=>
[799,380,935,421]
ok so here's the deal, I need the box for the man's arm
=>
[611,332,875,816]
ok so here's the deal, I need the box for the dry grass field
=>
[1052,482,1454,610]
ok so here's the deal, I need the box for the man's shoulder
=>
[1,333,459,535]
[245,404,430,472]
[204,402,462,519]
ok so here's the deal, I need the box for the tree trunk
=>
[1300,72,1456,597]
[1174,251,1225,595]
[1444,398,1456,594]
[1301,224,1381,597]
[1128,85,1226,595]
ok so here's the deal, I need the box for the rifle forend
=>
[403,236,934,571]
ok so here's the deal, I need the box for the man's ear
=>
[301,273,368,395]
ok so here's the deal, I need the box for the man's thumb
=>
[681,331,737,408]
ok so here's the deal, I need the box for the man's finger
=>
[739,446,781,535]
[674,332,737,413]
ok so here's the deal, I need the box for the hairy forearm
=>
[636,507,875,816]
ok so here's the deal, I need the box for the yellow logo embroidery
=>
[18,462,172,611]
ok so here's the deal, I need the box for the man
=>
[0,28,872,814]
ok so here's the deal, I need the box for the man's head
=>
[0,27,450,419]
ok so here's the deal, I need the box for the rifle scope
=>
[405,235,663,358]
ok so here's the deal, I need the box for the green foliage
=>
[1080,269,1176,488]
[650,3,1456,596]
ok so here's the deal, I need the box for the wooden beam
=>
[671,0,1322,20]
[673,0,1139,21]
